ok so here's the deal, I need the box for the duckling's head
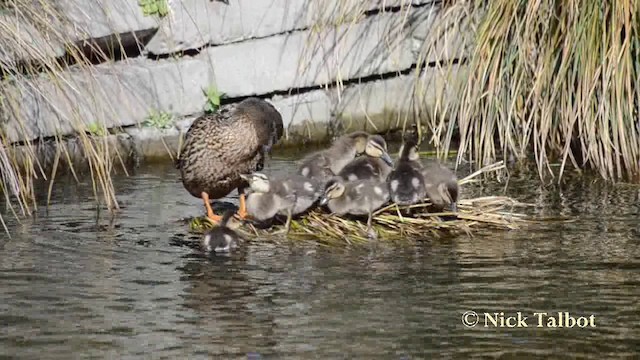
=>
[347,131,370,153]
[398,143,420,162]
[365,135,394,166]
[398,131,420,161]
[240,172,271,193]
[319,178,346,205]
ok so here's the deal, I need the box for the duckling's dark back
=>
[387,135,426,205]
[179,98,283,199]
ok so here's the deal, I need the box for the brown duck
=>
[178,97,283,223]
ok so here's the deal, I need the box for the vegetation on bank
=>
[1,0,639,235]
[421,0,640,182]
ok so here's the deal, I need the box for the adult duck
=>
[178,97,283,223]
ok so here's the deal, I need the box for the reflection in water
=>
[0,159,639,358]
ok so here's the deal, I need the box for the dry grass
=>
[190,161,534,244]
[302,0,640,183]
[418,0,640,182]
[0,0,142,235]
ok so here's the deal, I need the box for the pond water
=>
[1,155,639,359]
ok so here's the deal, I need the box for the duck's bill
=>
[239,174,251,181]
[381,152,394,166]
[319,196,329,206]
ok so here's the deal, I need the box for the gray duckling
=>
[319,177,390,239]
[201,210,242,253]
[297,131,384,184]
[240,172,323,233]
[337,135,393,182]
[421,160,459,212]
[387,132,426,206]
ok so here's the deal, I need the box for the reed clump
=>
[189,161,533,243]
[0,0,142,233]
[419,0,640,182]
[305,0,640,183]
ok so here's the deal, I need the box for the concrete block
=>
[145,0,438,55]
[270,91,333,131]
[336,65,468,130]
[0,14,66,65]
[1,56,213,143]
[124,126,181,160]
[56,0,158,42]
[206,7,436,97]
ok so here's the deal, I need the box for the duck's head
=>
[365,135,394,166]
[240,172,271,193]
[319,178,346,205]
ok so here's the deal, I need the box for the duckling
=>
[178,97,283,223]
[319,177,390,239]
[421,161,459,212]
[337,135,393,181]
[240,172,323,233]
[297,131,371,184]
[387,133,426,205]
[201,210,242,253]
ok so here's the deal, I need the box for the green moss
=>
[138,0,169,17]
[143,109,174,129]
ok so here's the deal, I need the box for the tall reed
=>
[0,0,138,232]
[425,0,640,182]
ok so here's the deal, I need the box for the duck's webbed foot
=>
[201,192,222,223]
[366,213,377,240]
[272,208,293,236]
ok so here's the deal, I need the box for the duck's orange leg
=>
[201,192,222,223]
[236,193,248,220]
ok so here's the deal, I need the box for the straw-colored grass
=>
[304,1,640,183]
[420,0,640,182]
[189,161,534,243]
[0,0,140,234]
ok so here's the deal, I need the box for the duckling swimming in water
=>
[337,135,393,182]
[387,133,426,206]
[421,161,459,212]
[297,131,376,184]
[319,177,390,239]
[240,172,323,233]
[201,210,242,253]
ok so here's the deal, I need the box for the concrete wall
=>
[0,0,472,162]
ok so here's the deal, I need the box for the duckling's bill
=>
[381,152,394,166]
